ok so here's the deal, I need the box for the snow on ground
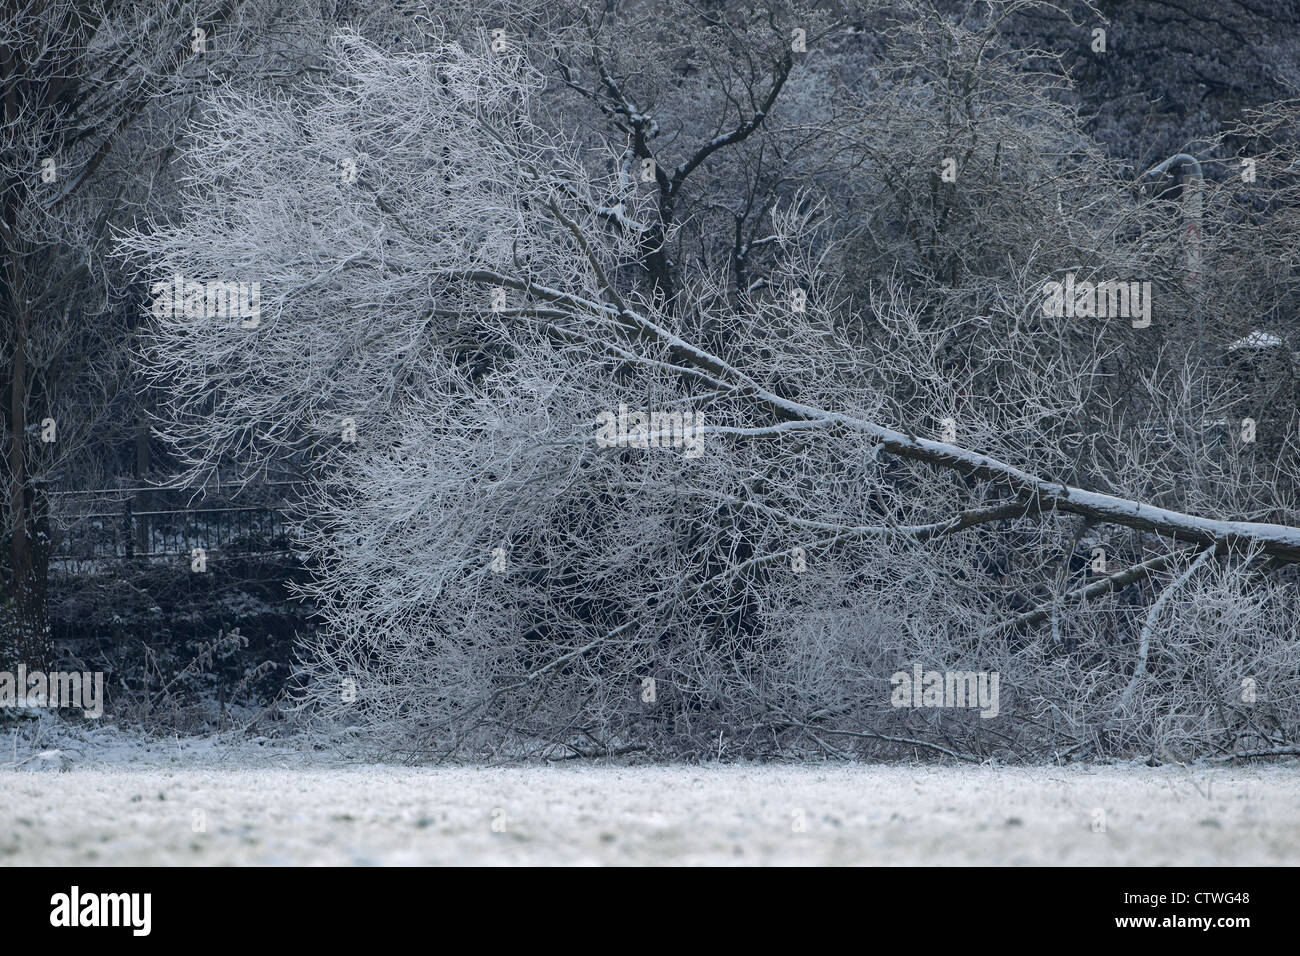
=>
[1,729,1297,864]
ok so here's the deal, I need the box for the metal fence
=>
[49,481,301,569]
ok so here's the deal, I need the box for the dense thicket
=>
[10,0,1300,760]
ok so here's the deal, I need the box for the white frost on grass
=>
[2,745,1297,865]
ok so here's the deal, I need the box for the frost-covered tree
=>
[122,18,1300,760]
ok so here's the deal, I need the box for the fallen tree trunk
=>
[453,265,1300,565]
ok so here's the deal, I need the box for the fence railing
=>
[49,481,301,568]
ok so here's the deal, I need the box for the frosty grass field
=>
[1,732,1297,865]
